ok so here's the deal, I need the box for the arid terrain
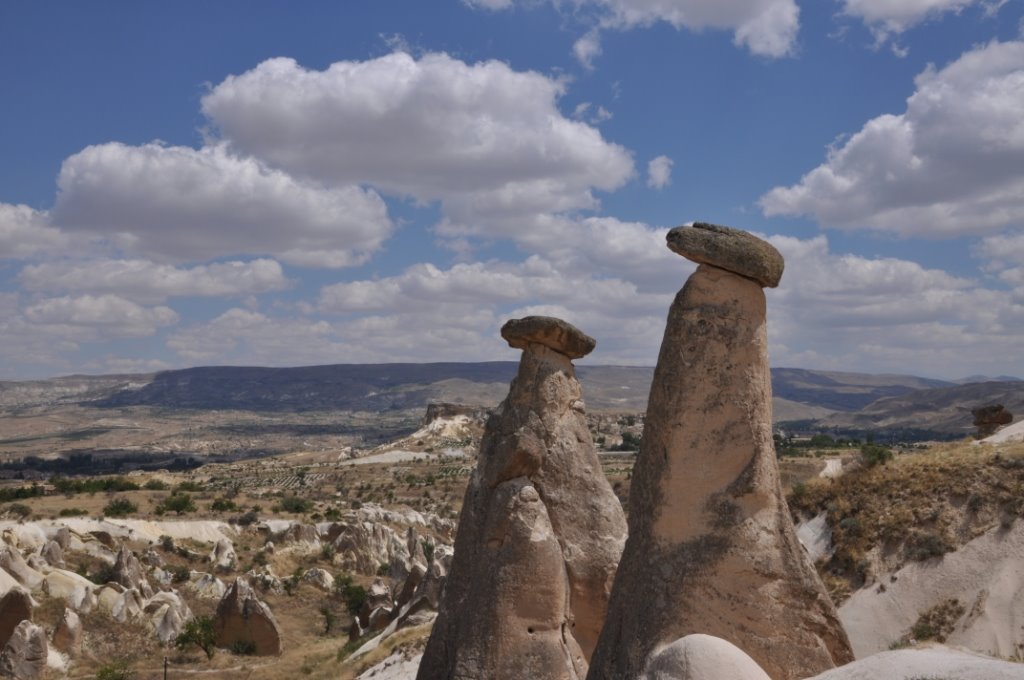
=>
[0,364,1022,678]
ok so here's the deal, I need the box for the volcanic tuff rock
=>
[588,226,851,680]
[0,590,32,649]
[51,608,81,656]
[666,222,784,288]
[214,577,282,656]
[417,316,627,680]
[0,620,46,680]
[640,635,771,680]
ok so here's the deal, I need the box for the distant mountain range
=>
[1,364,1021,439]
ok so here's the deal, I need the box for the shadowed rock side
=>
[417,316,627,680]
[588,226,852,680]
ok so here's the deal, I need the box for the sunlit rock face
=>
[588,224,853,680]
[417,316,627,680]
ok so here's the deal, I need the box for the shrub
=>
[103,498,137,518]
[910,599,965,643]
[143,479,168,491]
[334,574,368,614]
[175,615,216,659]
[89,563,116,586]
[861,443,893,467]
[175,481,203,492]
[171,565,191,583]
[905,532,953,561]
[234,510,259,526]
[278,496,313,514]
[6,503,31,518]
[58,507,87,517]
[156,492,196,516]
[230,640,256,655]
[95,660,135,680]
[210,498,237,512]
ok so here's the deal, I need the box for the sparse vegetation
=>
[103,498,138,517]
[95,659,135,680]
[175,615,216,659]
[787,441,1024,602]
[155,492,196,515]
[335,573,368,614]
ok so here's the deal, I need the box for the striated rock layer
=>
[417,316,627,680]
[588,226,852,680]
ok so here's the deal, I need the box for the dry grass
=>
[788,439,1024,601]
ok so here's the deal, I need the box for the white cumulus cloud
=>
[470,0,800,61]
[840,0,1004,47]
[52,142,392,267]
[19,258,290,304]
[760,40,1024,238]
[24,294,179,338]
[0,203,70,260]
[647,155,674,189]
[201,52,634,232]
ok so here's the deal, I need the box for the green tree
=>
[103,498,138,517]
[175,615,216,659]
[157,492,196,515]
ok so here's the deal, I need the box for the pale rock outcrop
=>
[52,529,71,552]
[588,224,852,680]
[23,557,45,573]
[0,620,46,679]
[244,566,283,594]
[190,572,227,600]
[112,546,153,598]
[209,538,237,570]
[41,570,95,613]
[418,316,628,680]
[51,608,80,657]
[39,540,65,569]
[214,577,282,656]
[0,589,32,649]
[330,522,410,575]
[805,646,1024,680]
[0,569,18,596]
[396,564,426,610]
[141,549,164,567]
[303,568,334,592]
[280,524,320,550]
[144,590,193,643]
[640,635,771,680]
[111,587,144,623]
[0,547,43,591]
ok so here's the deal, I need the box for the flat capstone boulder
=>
[500,316,596,359]
[666,222,784,288]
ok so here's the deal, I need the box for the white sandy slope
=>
[839,522,1024,658]
[350,646,1024,680]
[356,652,423,680]
[0,518,236,547]
[982,419,1024,444]
[804,646,1024,679]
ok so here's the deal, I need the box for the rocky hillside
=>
[788,438,1024,658]
[818,380,1024,436]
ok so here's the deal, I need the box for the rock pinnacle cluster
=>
[587,223,853,680]
[417,316,628,680]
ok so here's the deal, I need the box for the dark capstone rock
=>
[972,404,1013,438]
[501,316,596,359]
[666,222,784,288]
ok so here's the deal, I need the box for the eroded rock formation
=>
[214,577,282,656]
[588,223,853,680]
[417,316,627,680]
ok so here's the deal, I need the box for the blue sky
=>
[1,0,1022,380]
